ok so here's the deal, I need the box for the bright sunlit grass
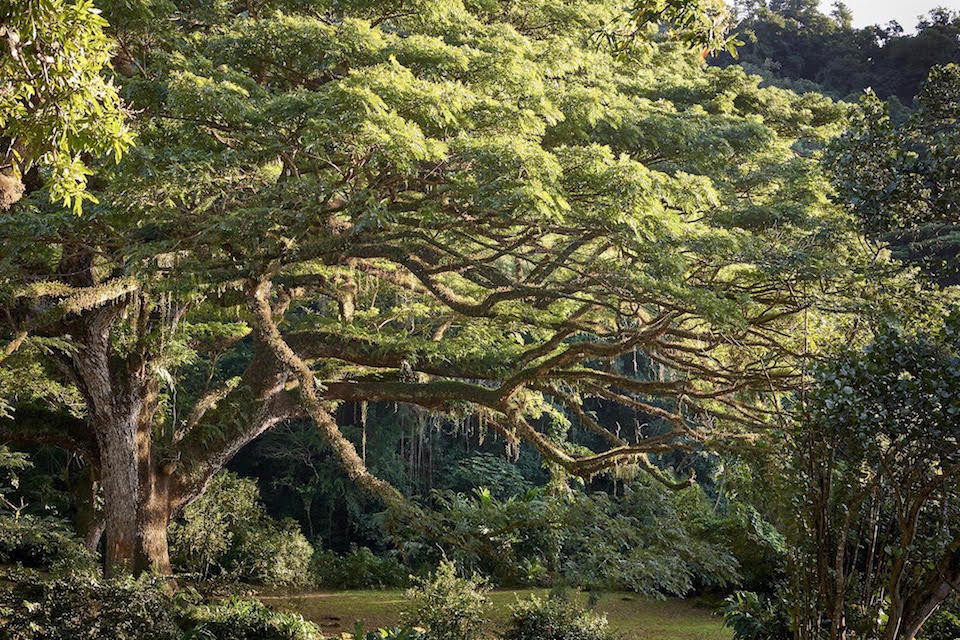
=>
[260,589,731,640]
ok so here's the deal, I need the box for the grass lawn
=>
[259,589,731,640]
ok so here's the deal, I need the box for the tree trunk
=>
[99,425,175,575]
[135,473,172,574]
[99,413,142,576]
[135,387,173,576]
[882,599,905,640]
[86,363,174,576]
[85,518,106,554]
[57,288,299,578]
[69,466,104,553]
[899,557,960,640]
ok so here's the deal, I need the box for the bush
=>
[169,471,261,578]
[0,570,324,640]
[405,481,741,594]
[311,545,410,589]
[504,594,616,640]
[182,596,322,640]
[0,513,97,573]
[400,560,490,640]
[232,517,314,588]
[169,471,313,587]
[559,485,740,596]
[710,503,786,593]
[403,488,561,588]
[348,625,430,640]
[0,570,181,640]
[721,591,791,640]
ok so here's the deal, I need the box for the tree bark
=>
[135,470,172,574]
[134,377,173,575]
[898,547,960,640]
[98,417,176,575]
[70,303,175,576]
[98,415,141,576]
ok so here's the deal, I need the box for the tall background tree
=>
[826,64,960,285]
[718,2,960,105]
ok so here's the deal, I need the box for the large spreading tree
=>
[1,0,862,576]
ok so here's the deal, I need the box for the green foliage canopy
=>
[827,64,960,284]
[0,0,133,213]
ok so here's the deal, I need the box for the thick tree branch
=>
[250,280,406,509]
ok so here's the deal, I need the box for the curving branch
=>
[249,279,406,508]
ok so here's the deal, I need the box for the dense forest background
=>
[717,1,960,107]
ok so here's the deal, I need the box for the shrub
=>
[0,570,181,640]
[348,624,430,640]
[559,485,740,596]
[400,560,490,640]
[169,471,313,587]
[0,513,97,574]
[169,471,260,578]
[504,594,616,640]
[721,591,791,640]
[0,570,324,640]
[181,596,322,640]
[311,545,410,589]
[709,503,786,593]
[232,517,314,588]
[403,488,561,587]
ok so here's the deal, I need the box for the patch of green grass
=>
[259,589,730,640]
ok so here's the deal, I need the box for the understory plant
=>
[505,594,617,640]
[311,543,410,589]
[0,570,182,640]
[406,480,741,595]
[348,624,430,640]
[401,559,490,640]
[181,595,322,640]
[168,472,313,587]
[0,569,323,640]
[721,590,791,640]
[0,513,97,574]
